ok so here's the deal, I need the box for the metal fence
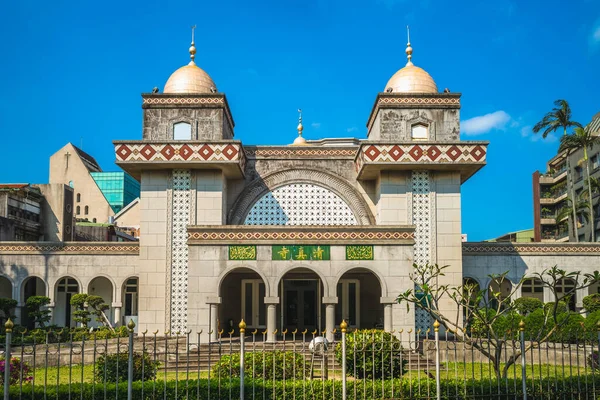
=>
[2,318,600,399]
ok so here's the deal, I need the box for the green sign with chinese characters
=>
[229,245,257,260]
[346,245,374,260]
[272,245,330,261]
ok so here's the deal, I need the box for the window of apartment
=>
[173,122,192,140]
[76,193,81,203]
[84,206,89,215]
[593,155,600,170]
[76,206,80,215]
[411,124,428,140]
[575,166,583,181]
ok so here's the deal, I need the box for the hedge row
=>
[2,376,600,399]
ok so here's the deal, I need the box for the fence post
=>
[3,319,13,400]
[433,320,441,400]
[239,319,246,400]
[341,320,347,400]
[127,319,136,400]
[519,320,527,400]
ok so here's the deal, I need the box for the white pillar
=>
[266,304,277,342]
[14,303,23,325]
[210,303,219,341]
[48,302,55,326]
[384,304,393,332]
[113,306,122,326]
[325,304,335,342]
[578,285,589,313]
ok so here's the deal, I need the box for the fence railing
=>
[2,318,600,399]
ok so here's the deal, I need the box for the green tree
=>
[558,127,600,241]
[70,293,91,328]
[25,296,51,328]
[87,295,114,331]
[0,298,17,322]
[555,195,589,239]
[533,99,583,241]
[397,263,600,380]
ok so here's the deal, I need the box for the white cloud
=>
[311,122,321,129]
[461,111,511,136]
[520,125,531,137]
[346,127,358,133]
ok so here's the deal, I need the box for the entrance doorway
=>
[336,279,360,328]
[241,279,266,329]
[283,279,319,331]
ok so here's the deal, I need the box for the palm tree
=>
[533,100,583,241]
[559,127,599,241]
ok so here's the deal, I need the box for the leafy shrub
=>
[0,357,33,385]
[514,297,543,315]
[583,310,600,339]
[544,301,568,315]
[551,312,585,342]
[470,310,520,338]
[25,296,51,328]
[583,294,600,314]
[0,298,17,321]
[335,329,407,379]
[524,309,551,339]
[95,352,159,383]
[212,351,308,380]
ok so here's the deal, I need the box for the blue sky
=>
[1,0,599,241]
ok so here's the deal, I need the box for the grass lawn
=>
[27,361,594,385]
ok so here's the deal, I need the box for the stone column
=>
[48,302,55,326]
[543,285,554,304]
[206,297,221,342]
[112,302,122,326]
[322,297,337,342]
[577,285,589,313]
[264,297,279,343]
[14,302,23,325]
[381,297,396,333]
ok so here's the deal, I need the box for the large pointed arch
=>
[227,169,375,225]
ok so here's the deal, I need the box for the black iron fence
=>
[1,319,600,399]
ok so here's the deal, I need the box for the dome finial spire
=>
[189,25,197,65]
[405,25,413,66]
[290,108,309,146]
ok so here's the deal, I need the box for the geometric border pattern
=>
[462,243,600,254]
[0,243,139,254]
[115,142,245,164]
[142,97,224,105]
[245,148,357,158]
[188,227,414,244]
[356,143,487,173]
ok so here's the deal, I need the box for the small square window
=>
[411,124,428,140]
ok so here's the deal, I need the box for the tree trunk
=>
[567,155,579,242]
[586,149,595,242]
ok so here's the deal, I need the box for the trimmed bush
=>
[335,329,407,379]
[514,297,543,315]
[3,375,600,399]
[543,301,568,315]
[95,352,159,383]
[583,293,600,314]
[0,357,33,385]
[212,351,308,380]
[470,310,520,338]
[25,296,51,328]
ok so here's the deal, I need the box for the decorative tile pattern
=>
[355,143,487,173]
[142,97,224,105]
[346,245,374,260]
[228,245,257,260]
[462,243,600,254]
[170,169,191,333]
[115,143,245,165]
[0,243,139,254]
[188,229,414,243]
[244,184,357,225]
[412,171,433,332]
[244,148,357,158]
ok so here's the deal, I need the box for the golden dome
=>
[384,30,437,94]
[163,27,217,94]
[164,63,217,94]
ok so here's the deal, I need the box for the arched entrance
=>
[488,278,512,310]
[336,268,382,329]
[219,268,267,333]
[88,277,114,328]
[21,277,46,329]
[278,268,325,333]
[55,277,79,327]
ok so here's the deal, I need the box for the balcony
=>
[540,185,568,204]
[539,169,567,184]
[541,229,569,242]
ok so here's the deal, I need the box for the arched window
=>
[76,193,81,203]
[76,206,80,215]
[92,218,97,223]
[84,206,89,215]
[411,123,428,140]
[173,122,192,140]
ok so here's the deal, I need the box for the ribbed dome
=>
[163,62,217,94]
[385,64,437,93]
